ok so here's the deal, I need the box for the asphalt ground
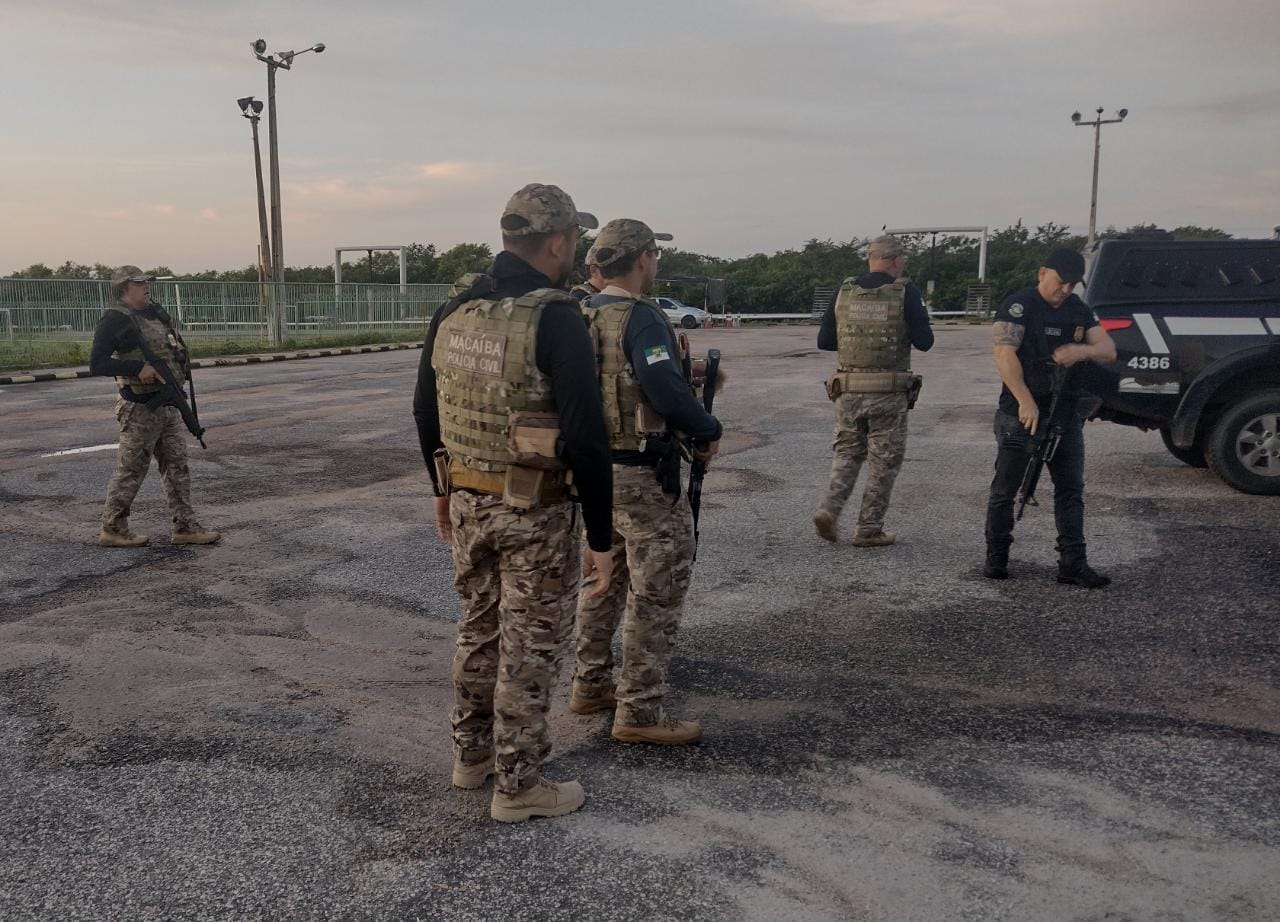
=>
[1,325,1277,921]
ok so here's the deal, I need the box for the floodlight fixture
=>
[237,96,263,117]
[1071,105,1131,248]
[252,38,267,55]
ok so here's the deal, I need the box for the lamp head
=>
[312,42,325,53]
[251,38,267,55]
[1071,111,1081,123]
[1117,107,1129,119]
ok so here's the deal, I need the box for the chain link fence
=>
[0,279,454,371]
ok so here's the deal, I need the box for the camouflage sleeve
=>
[992,321,1025,348]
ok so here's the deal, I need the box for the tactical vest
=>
[589,296,684,452]
[107,302,184,396]
[433,284,566,473]
[834,280,912,373]
[570,281,599,306]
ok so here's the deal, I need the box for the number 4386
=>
[1127,355,1171,370]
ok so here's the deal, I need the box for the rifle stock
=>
[1014,363,1068,521]
[687,348,721,547]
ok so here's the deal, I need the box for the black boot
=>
[1057,562,1110,589]
[983,552,1009,580]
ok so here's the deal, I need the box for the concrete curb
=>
[0,342,425,386]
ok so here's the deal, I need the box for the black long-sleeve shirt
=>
[818,272,935,353]
[591,293,722,466]
[89,306,155,378]
[413,251,614,551]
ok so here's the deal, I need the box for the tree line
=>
[6,223,1233,313]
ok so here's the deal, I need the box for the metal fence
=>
[0,278,453,370]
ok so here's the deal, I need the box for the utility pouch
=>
[433,448,451,494]
[503,465,546,511]
[635,403,667,435]
[507,412,566,470]
[907,375,924,410]
[824,372,843,401]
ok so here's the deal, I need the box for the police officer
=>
[983,248,1117,588]
[569,260,605,306]
[570,219,722,746]
[412,184,614,822]
[89,266,220,548]
[814,235,934,546]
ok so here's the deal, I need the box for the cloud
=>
[1153,89,1280,124]
[419,161,494,181]
[286,161,507,213]
[783,0,1090,36]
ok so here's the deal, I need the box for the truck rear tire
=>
[1159,426,1207,468]
[1206,389,1280,495]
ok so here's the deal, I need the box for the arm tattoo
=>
[992,321,1025,348]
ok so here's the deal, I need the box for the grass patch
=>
[0,328,427,374]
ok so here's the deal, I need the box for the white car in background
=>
[655,297,711,329]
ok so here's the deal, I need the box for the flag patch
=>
[644,345,671,365]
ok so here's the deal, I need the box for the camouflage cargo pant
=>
[448,491,580,795]
[817,392,909,538]
[574,464,696,727]
[101,400,195,534]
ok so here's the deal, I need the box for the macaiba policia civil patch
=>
[443,330,507,377]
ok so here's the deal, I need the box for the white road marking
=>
[1265,318,1280,335]
[40,443,118,458]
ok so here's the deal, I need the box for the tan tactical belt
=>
[448,458,567,504]
[833,371,916,393]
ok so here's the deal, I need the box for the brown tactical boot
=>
[612,716,703,746]
[490,776,585,823]
[569,687,617,715]
[851,530,896,548]
[172,524,222,546]
[451,751,495,790]
[813,511,838,543]
[98,529,149,548]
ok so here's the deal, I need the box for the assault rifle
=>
[1015,362,1068,520]
[687,348,722,547]
[129,304,207,448]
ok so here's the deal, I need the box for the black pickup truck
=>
[1082,238,1280,495]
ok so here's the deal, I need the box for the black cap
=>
[1041,248,1086,285]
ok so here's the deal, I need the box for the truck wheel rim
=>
[1236,413,1280,476]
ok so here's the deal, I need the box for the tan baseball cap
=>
[111,265,155,296]
[587,219,673,267]
[112,265,155,286]
[500,183,597,237]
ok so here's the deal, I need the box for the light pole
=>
[238,96,275,340]
[250,38,325,343]
[1072,106,1128,249]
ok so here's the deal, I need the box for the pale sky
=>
[2,0,1277,273]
